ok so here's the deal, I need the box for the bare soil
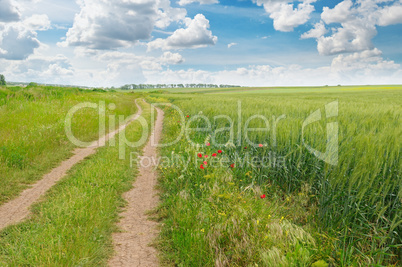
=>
[108,105,164,267]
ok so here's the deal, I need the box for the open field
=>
[0,86,140,205]
[0,85,400,266]
[0,89,152,265]
[147,86,401,266]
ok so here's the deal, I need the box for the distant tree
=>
[0,74,6,86]
[119,83,240,90]
[120,84,131,90]
[27,82,38,87]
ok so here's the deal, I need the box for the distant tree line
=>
[0,74,6,86]
[120,84,240,90]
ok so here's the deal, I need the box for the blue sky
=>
[1,0,402,87]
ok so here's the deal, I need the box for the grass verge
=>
[0,86,139,205]
[0,98,151,266]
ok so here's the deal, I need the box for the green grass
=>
[0,86,139,205]
[148,86,401,266]
[0,98,152,266]
[0,85,400,266]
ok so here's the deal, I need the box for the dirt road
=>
[0,100,143,230]
[109,105,164,267]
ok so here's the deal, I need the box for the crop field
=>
[0,85,400,266]
[147,86,401,266]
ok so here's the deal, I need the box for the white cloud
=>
[148,14,217,50]
[316,19,377,55]
[253,0,316,32]
[0,0,51,60]
[59,0,156,49]
[330,48,402,84]
[321,0,354,24]
[304,0,402,56]
[376,4,402,26]
[23,14,51,31]
[0,19,43,60]
[155,0,187,29]
[160,51,184,64]
[59,0,186,50]
[331,48,399,72]
[269,2,315,32]
[93,50,184,85]
[96,50,184,73]
[228,42,237,48]
[301,21,327,39]
[99,62,145,86]
[143,46,402,86]
[0,52,74,84]
[0,0,20,22]
[178,0,219,6]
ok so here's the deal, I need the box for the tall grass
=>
[0,86,139,205]
[149,88,401,265]
[0,99,152,266]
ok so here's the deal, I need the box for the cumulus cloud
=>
[60,0,187,50]
[0,0,20,22]
[148,14,217,50]
[302,0,402,56]
[321,0,353,24]
[160,51,184,64]
[301,21,327,39]
[178,0,219,6]
[0,0,50,60]
[23,14,51,31]
[317,20,377,55]
[0,1,51,60]
[253,0,316,32]
[155,0,187,29]
[376,4,402,26]
[0,53,75,84]
[0,18,46,60]
[59,0,157,49]
[330,48,400,78]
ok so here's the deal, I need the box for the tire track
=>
[0,100,143,230]
[109,103,164,267]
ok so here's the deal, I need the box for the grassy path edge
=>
[0,99,143,230]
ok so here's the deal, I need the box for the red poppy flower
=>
[244,146,247,149]
[187,115,190,118]
[203,161,208,165]
[206,142,210,146]
[212,153,217,157]
[198,153,202,158]
[260,194,266,199]
[218,150,222,154]
[230,163,235,168]
[200,164,204,169]
[204,155,208,158]
[259,144,263,147]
